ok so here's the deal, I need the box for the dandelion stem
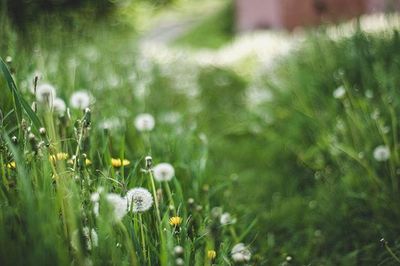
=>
[139,213,147,262]
[164,182,176,215]
[383,240,400,264]
[229,226,239,242]
[148,170,162,224]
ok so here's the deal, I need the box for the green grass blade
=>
[0,57,43,132]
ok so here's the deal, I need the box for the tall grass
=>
[2,10,400,266]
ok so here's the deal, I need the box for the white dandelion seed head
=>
[373,145,390,162]
[52,97,66,114]
[220,212,236,225]
[93,202,99,216]
[134,113,155,132]
[70,90,91,110]
[106,193,128,221]
[175,258,184,266]
[231,243,251,262]
[36,83,56,104]
[82,227,98,250]
[99,117,123,131]
[174,245,184,255]
[211,207,223,218]
[91,192,100,202]
[159,111,181,124]
[333,86,346,99]
[71,227,98,251]
[126,187,153,213]
[153,163,175,182]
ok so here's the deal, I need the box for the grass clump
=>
[173,1,235,49]
[255,29,400,264]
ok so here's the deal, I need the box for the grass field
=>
[1,8,400,266]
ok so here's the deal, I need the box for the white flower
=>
[153,163,175,182]
[175,258,184,266]
[91,187,104,203]
[126,187,153,213]
[82,227,98,250]
[106,193,128,220]
[211,207,223,218]
[174,245,184,255]
[52,97,66,114]
[99,117,123,131]
[333,86,346,99]
[134,113,155,131]
[91,192,100,202]
[373,145,390,162]
[220,212,236,225]
[231,243,251,262]
[71,227,98,251]
[70,90,91,109]
[93,202,99,216]
[36,83,56,104]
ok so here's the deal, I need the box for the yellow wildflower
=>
[169,216,183,226]
[67,158,92,166]
[207,250,217,260]
[111,158,130,167]
[6,161,16,169]
[49,152,69,162]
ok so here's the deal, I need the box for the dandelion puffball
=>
[333,86,346,99]
[70,90,91,109]
[373,145,390,162]
[105,193,128,221]
[82,227,98,250]
[71,227,98,251]
[231,243,251,262]
[52,97,66,114]
[174,245,184,255]
[36,83,56,104]
[126,187,153,213]
[153,163,175,182]
[134,113,155,131]
[220,212,235,225]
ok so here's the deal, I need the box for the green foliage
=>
[2,6,400,265]
[257,29,400,264]
[1,0,116,30]
[173,1,234,49]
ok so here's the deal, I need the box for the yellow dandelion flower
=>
[169,216,183,226]
[67,158,92,166]
[6,161,16,169]
[49,152,69,162]
[207,250,217,260]
[111,158,130,167]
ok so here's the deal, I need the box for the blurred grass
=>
[1,6,400,266]
[172,1,234,49]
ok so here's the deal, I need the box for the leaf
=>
[0,57,43,132]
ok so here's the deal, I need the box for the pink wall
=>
[236,0,282,31]
[236,0,400,31]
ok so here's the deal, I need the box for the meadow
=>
[1,4,400,265]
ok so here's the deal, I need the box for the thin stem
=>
[229,226,239,242]
[383,241,400,264]
[139,213,147,263]
[164,182,176,215]
[148,170,162,224]
[118,221,139,265]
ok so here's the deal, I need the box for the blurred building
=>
[236,0,400,31]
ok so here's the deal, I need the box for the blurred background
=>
[2,0,400,265]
